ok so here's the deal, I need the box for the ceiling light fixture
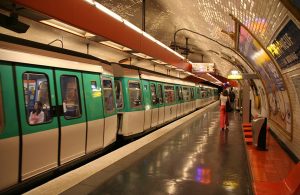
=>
[152,60,167,65]
[40,19,95,38]
[132,52,153,59]
[100,40,132,51]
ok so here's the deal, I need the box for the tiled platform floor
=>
[62,105,253,195]
[246,129,296,182]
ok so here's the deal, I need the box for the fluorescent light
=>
[142,32,157,42]
[206,73,222,83]
[84,0,95,5]
[94,2,123,22]
[152,60,167,65]
[175,68,185,72]
[100,40,132,51]
[132,53,152,59]
[124,20,143,34]
[166,65,177,69]
[40,19,95,38]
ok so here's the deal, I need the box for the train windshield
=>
[23,73,52,125]
[128,81,142,108]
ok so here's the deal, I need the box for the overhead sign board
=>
[192,63,215,73]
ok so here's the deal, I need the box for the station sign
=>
[192,63,215,73]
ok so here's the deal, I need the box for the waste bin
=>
[252,117,267,150]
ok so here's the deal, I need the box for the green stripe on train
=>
[0,64,19,139]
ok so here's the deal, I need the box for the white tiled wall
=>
[270,64,300,159]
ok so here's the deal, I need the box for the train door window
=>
[102,78,115,114]
[183,87,190,101]
[128,81,142,108]
[190,88,194,99]
[23,73,52,125]
[0,83,3,132]
[179,87,183,101]
[61,76,81,119]
[157,84,163,104]
[164,85,175,104]
[197,88,200,97]
[150,84,157,105]
[115,80,123,109]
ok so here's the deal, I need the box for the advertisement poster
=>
[267,20,300,70]
[239,26,292,136]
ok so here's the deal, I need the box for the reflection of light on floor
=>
[195,167,211,184]
[222,180,238,191]
[166,180,176,194]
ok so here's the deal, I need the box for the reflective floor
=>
[62,105,253,195]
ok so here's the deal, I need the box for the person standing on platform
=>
[229,87,235,111]
[220,89,229,130]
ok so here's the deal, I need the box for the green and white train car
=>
[112,64,218,138]
[0,42,118,190]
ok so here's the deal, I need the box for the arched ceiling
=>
[0,0,291,80]
[97,0,288,77]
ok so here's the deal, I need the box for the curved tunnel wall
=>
[238,17,300,159]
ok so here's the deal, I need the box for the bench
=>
[253,163,300,195]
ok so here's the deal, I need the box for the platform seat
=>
[254,163,300,195]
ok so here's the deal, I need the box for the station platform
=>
[24,102,295,195]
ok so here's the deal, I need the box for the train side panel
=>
[0,64,20,190]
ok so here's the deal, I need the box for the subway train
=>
[0,40,218,192]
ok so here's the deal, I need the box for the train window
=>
[190,88,194,99]
[102,78,115,114]
[157,84,163,104]
[179,87,183,101]
[164,85,175,104]
[61,76,81,119]
[182,87,191,101]
[197,88,200,97]
[115,80,123,109]
[0,82,3,132]
[23,73,52,125]
[128,81,142,108]
[150,84,157,105]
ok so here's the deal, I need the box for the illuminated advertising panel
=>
[239,26,292,136]
[267,20,300,70]
[192,63,214,74]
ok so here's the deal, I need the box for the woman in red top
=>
[220,90,229,130]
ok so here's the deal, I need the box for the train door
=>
[0,64,20,190]
[54,69,87,165]
[82,73,104,153]
[157,83,164,125]
[101,76,117,147]
[175,85,181,118]
[15,65,59,180]
[150,82,159,127]
[141,80,151,131]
